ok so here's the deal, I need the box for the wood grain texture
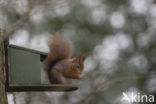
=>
[0,29,8,104]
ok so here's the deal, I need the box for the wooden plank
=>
[7,84,78,92]
[9,44,48,56]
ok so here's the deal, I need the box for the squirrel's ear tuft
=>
[72,56,80,63]
[80,54,87,63]
[72,54,87,63]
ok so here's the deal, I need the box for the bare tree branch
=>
[5,11,30,38]
[75,73,156,104]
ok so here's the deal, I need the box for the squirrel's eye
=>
[74,64,80,69]
[77,65,80,68]
[77,64,80,69]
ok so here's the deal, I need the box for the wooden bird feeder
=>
[4,39,78,92]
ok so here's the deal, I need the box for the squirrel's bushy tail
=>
[43,33,72,72]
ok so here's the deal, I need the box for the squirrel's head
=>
[70,54,86,80]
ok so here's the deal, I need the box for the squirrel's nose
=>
[77,75,82,80]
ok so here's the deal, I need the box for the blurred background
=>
[0,0,156,104]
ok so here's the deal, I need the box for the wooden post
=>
[0,28,8,104]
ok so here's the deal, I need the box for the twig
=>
[5,11,30,38]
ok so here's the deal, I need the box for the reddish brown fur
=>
[43,33,86,84]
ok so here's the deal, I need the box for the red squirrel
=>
[43,33,86,84]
